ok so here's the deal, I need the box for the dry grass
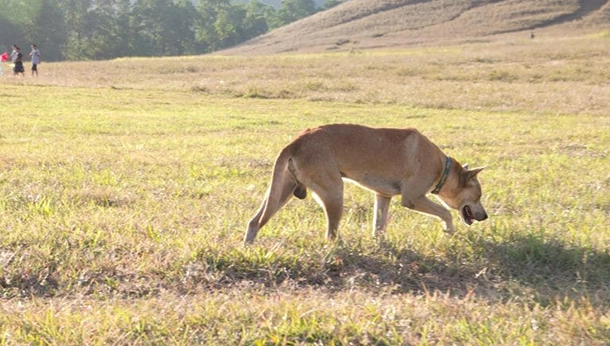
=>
[0,32,609,344]
[6,33,610,115]
[2,290,610,345]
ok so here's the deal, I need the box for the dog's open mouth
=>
[462,205,474,225]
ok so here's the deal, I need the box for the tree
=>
[55,0,132,60]
[81,0,124,59]
[131,0,198,56]
[214,6,247,48]
[194,0,234,52]
[0,0,300,61]
[0,0,43,25]
[0,17,23,53]
[170,0,199,55]
[24,0,66,61]
[114,0,134,57]
[243,0,274,37]
[0,0,56,58]
[56,0,92,60]
[323,0,343,10]
[277,0,317,26]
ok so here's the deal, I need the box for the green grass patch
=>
[0,34,609,344]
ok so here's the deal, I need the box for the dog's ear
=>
[466,167,486,180]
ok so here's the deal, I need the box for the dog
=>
[245,124,488,244]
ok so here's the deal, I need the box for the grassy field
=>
[0,33,609,344]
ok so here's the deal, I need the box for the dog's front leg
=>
[402,195,455,233]
[373,194,391,238]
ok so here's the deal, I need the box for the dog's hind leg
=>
[290,153,344,241]
[245,171,297,244]
[373,194,392,238]
[301,172,343,241]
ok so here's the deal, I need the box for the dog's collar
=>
[431,156,452,195]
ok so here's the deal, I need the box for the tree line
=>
[0,0,343,61]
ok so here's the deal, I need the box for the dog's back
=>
[287,124,442,192]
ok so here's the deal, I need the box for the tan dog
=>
[245,124,488,244]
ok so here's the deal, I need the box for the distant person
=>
[0,51,7,76]
[29,44,41,76]
[10,45,25,76]
[0,51,9,76]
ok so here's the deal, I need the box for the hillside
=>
[232,0,328,7]
[221,0,610,54]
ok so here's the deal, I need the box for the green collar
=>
[431,156,451,195]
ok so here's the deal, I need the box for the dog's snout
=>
[477,211,488,221]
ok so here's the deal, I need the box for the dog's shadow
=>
[320,233,610,301]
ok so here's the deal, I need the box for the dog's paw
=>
[442,222,455,235]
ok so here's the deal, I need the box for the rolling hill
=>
[232,0,329,7]
[221,0,610,55]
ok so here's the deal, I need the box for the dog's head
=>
[438,163,488,226]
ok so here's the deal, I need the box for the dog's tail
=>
[245,147,305,244]
[265,145,308,204]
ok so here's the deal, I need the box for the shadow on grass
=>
[3,233,609,303]
[317,233,610,304]
[201,233,610,305]
[473,233,610,302]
